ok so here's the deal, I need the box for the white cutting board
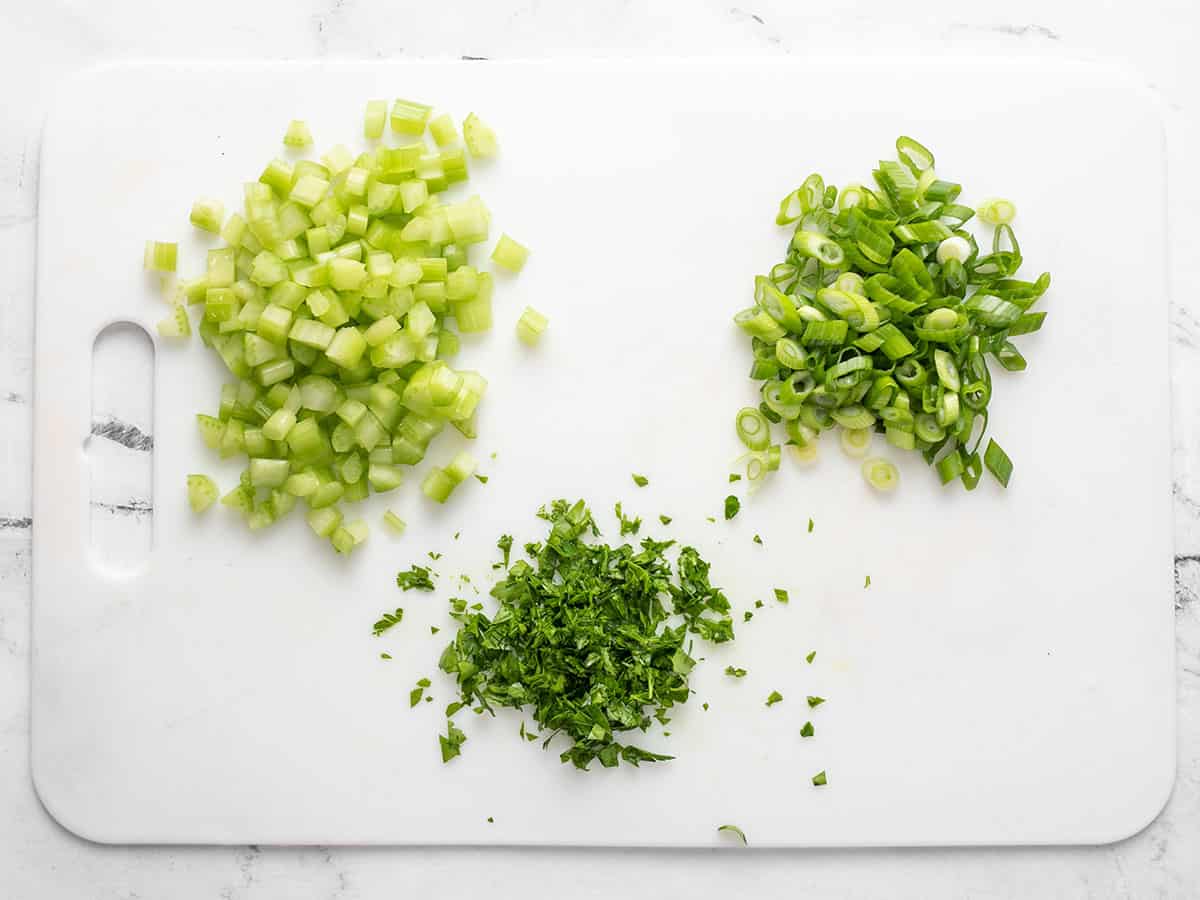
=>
[33,59,1174,846]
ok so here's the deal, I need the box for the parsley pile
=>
[437,499,736,770]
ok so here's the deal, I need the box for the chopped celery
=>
[283,120,313,147]
[189,198,225,234]
[144,241,177,272]
[490,234,529,273]
[383,509,407,534]
[187,474,219,513]
[463,113,497,158]
[157,304,192,339]
[364,100,387,139]
[390,99,432,136]
[516,306,548,346]
[429,114,458,148]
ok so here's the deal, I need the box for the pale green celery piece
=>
[401,216,433,243]
[259,159,293,194]
[366,252,394,280]
[256,358,295,387]
[189,198,225,234]
[445,265,478,301]
[436,329,460,358]
[343,479,369,503]
[290,175,330,209]
[490,234,529,273]
[256,304,294,345]
[325,326,367,368]
[414,283,447,315]
[344,166,369,199]
[462,113,497,158]
[268,280,306,311]
[157,304,192,339]
[364,100,387,139]
[187,474,219,513]
[421,467,457,503]
[355,410,388,451]
[418,257,448,283]
[390,99,432,136]
[329,258,368,291]
[207,248,237,287]
[196,414,225,449]
[407,301,437,340]
[221,483,254,513]
[369,463,404,492]
[243,332,280,367]
[221,212,247,246]
[277,202,312,241]
[309,480,345,509]
[262,408,297,441]
[399,180,429,214]
[331,421,357,453]
[445,451,477,484]
[285,471,320,497]
[250,251,287,287]
[336,398,368,427]
[307,505,343,537]
[516,306,548,346]
[428,114,458,148]
[283,119,313,147]
[345,519,369,544]
[322,144,355,176]
[330,526,357,554]
[444,198,489,244]
[383,510,407,534]
[452,272,493,333]
[271,489,297,518]
[306,227,332,256]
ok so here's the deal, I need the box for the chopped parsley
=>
[474,474,489,484]
[659,514,673,526]
[743,611,753,622]
[439,720,467,763]
[409,687,425,707]
[752,534,762,545]
[864,575,871,588]
[724,666,747,678]
[765,690,783,707]
[774,588,789,604]
[800,721,814,737]
[702,702,709,711]
[614,502,641,536]
[428,551,443,561]
[805,650,815,664]
[807,696,826,708]
[380,652,392,660]
[396,566,435,591]
[724,495,740,520]
[812,770,827,786]
[487,816,494,823]
[807,518,814,533]
[632,473,649,487]
[437,499,736,770]
[754,599,764,609]
[728,473,742,483]
[431,626,441,635]
[372,608,404,635]
[496,534,514,568]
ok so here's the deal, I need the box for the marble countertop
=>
[1,1,1196,897]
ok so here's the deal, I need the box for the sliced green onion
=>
[984,438,1013,487]
[839,427,872,458]
[862,457,899,492]
[791,230,845,266]
[978,197,1017,226]
[736,407,771,451]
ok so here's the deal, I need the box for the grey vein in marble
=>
[0,516,32,531]
[947,23,1063,40]
[92,499,152,516]
[91,416,153,452]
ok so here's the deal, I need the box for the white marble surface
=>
[1,1,1197,896]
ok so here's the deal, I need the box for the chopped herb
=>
[409,687,425,707]
[743,611,753,622]
[446,701,465,717]
[752,534,762,545]
[702,702,709,711]
[380,652,392,660]
[438,499,735,770]
[766,690,783,707]
[706,516,716,523]
[800,721,815,737]
[632,473,649,487]
[428,551,443,561]
[659,514,673,526]
[614,502,641,536]
[497,534,514,568]
[439,720,467,763]
[805,651,815,664]
[812,770,828,786]
[729,473,742,483]
[490,452,497,460]
[425,695,433,703]
[487,816,494,823]
[724,666,747,678]
[754,599,764,609]
[431,626,441,635]
[808,518,814,533]
[475,474,489,484]
[396,566,436,591]
[372,608,404,635]
[519,721,540,742]
[807,696,826,708]
[417,678,431,687]
[717,824,748,845]
[453,531,461,540]
[724,495,740,520]
[864,575,871,588]
[774,588,789,604]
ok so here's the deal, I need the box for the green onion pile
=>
[733,136,1047,491]
[435,499,736,770]
[146,100,538,553]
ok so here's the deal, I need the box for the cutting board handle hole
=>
[87,322,154,575]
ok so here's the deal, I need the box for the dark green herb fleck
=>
[440,720,467,763]
[372,608,404,635]
[409,687,425,707]
[808,518,814,533]
[800,721,815,737]
[774,588,789,604]
[659,514,673,526]
[475,474,489,484]
[496,533,514,568]
[807,696,826,708]
[615,502,641,536]
[724,495,740,520]
[805,651,815,664]
[752,534,762,545]
[729,474,742,483]
[743,611,753,622]
[396,566,436,592]
[812,770,828,786]
[766,690,783,707]
[718,824,747,845]
[725,666,747,678]
[632,473,649,487]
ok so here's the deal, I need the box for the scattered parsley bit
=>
[632,473,649,487]
[424,695,433,703]
[743,611,753,622]
[440,720,467,763]
[380,652,392,660]
[659,514,673,526]
[428,551,443,561]
[438,499,735,770]
[812,770,828,786]
[446,701,465,717]
[614,502,641,536]
[717,824,748,845]
[474,474,489,484]
[807,696,826,708]
[431,626,440,635]
[396,566,435,591]
[728,473,742,483]
[372,608,404,635]
[766,690,783,707]
[754,599,764,609]
[752,534,762,545]
[706,516,716,523]
[805,651,815,664]
[724,495,740,520]
[490,452,497,460]
[864,575,871,588]
[496,533,514,568]
[519,721,540,742]
[807,518,814,533]
[453,531,461,540]
[417,678,432,687]
[409,687,425,707]
[724,666,747,678]
[702,702,709,711]
[800,721,815,737]
[774,588,789,604]
[487,816,494,823]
